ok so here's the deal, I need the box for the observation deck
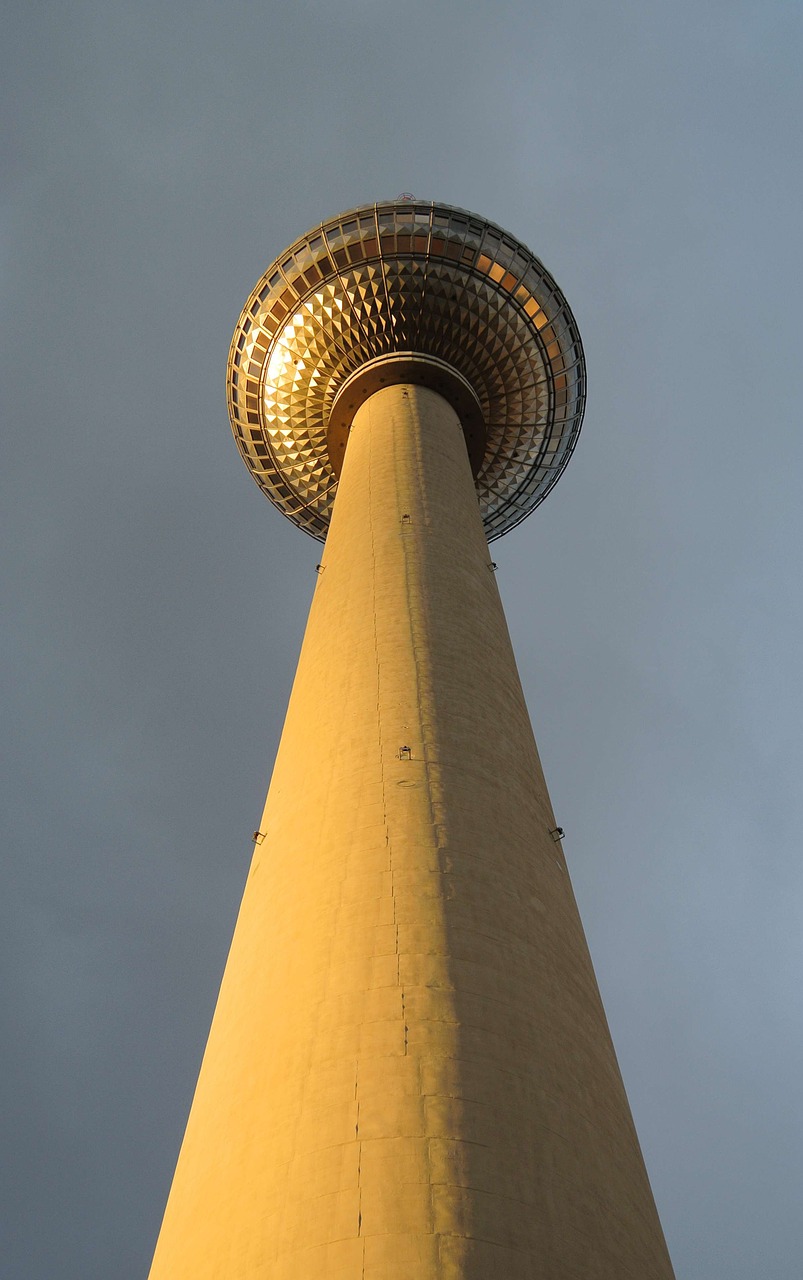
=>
[227,199,586,541]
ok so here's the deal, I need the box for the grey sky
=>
[3,2,802,1276]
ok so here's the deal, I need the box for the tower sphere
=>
[227,199,586,541]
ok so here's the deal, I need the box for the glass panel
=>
[324,225,346,249]
[292,243,315,270]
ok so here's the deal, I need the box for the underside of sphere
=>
[226,200,586,541]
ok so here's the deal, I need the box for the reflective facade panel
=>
[227,200,586,541]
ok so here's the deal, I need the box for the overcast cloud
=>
[3,2,802,1276]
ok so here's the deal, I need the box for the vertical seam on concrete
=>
[398,391,456,1238]
[355,1064,362,1248]
[365,406,397,971]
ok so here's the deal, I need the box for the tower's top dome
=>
[227,200,586,541]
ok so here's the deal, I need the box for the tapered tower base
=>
[149,385,674,1278]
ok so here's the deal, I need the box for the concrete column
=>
[149,383,674,1279]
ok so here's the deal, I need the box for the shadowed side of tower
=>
[149,384,674,1278]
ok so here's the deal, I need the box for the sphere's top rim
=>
[282,197,537,264]
[236,198,565,322]
[227,200,586,542]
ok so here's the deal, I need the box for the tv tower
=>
[149,200,675,1278]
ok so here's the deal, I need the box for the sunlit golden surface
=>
[227,200,585,541]
[150,386,673,1278]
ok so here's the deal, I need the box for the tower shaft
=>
[149,384,673,1278]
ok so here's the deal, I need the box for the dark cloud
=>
[3,2,802,1275]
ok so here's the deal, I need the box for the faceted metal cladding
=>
[227,200,586,541]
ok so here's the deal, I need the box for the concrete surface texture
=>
[148,383,675,1278]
